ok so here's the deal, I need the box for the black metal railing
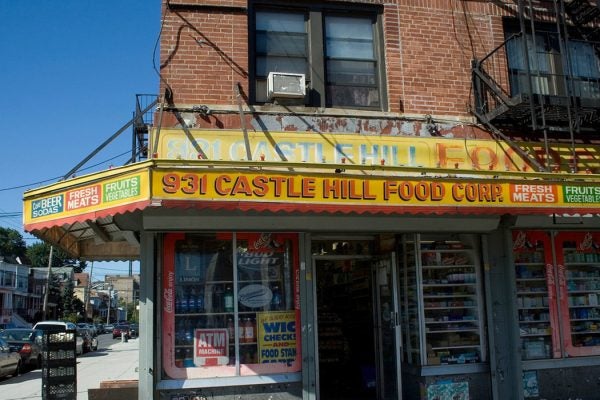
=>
[472,32,600,131]
[132,94,158,163]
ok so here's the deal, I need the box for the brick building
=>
[23,1,600,399]
[105,274,140,304]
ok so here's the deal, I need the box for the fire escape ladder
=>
[131,94,158,163]
[472,0,600,171]
[565,0,600,30]
[472,34,549,172]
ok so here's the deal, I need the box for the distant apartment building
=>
[105,274,139,304]
[0,256,38,327]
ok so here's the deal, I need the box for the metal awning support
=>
[63,99,158,180]
[235,82,252,161]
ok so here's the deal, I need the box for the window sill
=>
[162,103,475,124]
[523,356,600,370]
[403,362,490,377]
[156,372,302,390]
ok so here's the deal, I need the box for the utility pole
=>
[86,262,94,322]
[106,286,112,325]
[42,246,54,321]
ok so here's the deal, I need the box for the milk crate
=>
[42,381,76,400]
[41,330,77,400]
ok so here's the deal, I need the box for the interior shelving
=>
[514,242,553,360]
[400,234,485,366]
[563,243,600,348]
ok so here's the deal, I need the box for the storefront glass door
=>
[372,255,402,400]
[313,251,402,400]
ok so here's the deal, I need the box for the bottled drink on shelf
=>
[184,321,194,345]
[193,288,204,313]
[175,320,185,344]
[239,318,247,343]
[271,284,282,310]
[244,318,256,343]
[224,285,234,312]
[181,288,189,314]
[183,348,194,367]
[227,317,235,342]
[175,348,184,368]
[175,288,184,314]
[212,285,224,312]
[189,288,197,313]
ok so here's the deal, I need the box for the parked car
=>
[75,334,83,355]
[112,324,130,339]
[128,324,139,338]
[77,323,97,338]
[103,324,115,334]
[0,329,43,369]
[33,321,81,356]
[33,321,77,332]
[94,323,105,334]
[0,337,21,378]
[75,328,92,353]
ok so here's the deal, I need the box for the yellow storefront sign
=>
[152,169,600,210]
[152,129,600,173]
[24,169,150,225]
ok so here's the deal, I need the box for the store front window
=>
[399,233,487,366]
[161,232,301,379]
[513,230,600,359]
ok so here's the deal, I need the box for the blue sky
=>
[0,1,161,280]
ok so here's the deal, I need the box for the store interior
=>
[316,258,377,400]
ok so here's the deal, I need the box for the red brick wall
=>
[160,3,248,105]
[159,0,518,127]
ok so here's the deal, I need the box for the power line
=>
[0,213,21,217]
[0,148,137,193]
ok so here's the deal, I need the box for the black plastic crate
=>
[42,349,76,362]
[41,330,77,400]
[42,381,76,400]
[42,365,76,379]
[42,331,76,345]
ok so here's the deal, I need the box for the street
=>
[0,333,139,400]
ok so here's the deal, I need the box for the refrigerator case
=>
[555,232,600,357]
[512,231,559,359]
[513,230,600,359]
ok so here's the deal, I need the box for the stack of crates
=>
[41,330,77,400]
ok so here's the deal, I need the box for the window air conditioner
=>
[267,72,306,99]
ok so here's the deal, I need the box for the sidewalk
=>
[77,337,139,399]
[0,335,140,400]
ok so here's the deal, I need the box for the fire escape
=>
[472,0,600,172]
[131,94,157,163]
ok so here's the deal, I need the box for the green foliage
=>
[26,242,85,270]
[0,227,26,259]
[127,302,139,323]
[62,280,75,315]
[63,313,79,323]
[59,280,85,321]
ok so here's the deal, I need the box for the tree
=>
[61,280,85,322]
[26,242,83,269]
[62,280,75,316]
[0,227,26,259]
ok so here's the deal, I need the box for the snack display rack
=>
[400,234,486,366]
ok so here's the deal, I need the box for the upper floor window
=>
[505,26,600,99]
[251,5,385,110]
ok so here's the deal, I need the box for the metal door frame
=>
[308,245,403,400]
